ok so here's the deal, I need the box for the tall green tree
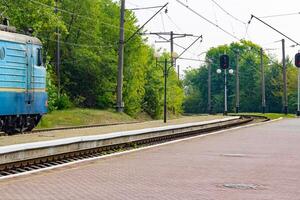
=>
[1,0,184,118]
[184,40,298,114]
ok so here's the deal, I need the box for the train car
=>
[0,26,47,134]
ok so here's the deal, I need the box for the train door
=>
[25,40,34,113]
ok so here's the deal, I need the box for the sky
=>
[125,0,300,77]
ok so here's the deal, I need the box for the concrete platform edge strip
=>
[0,117,242,165]
[0,117,239,154]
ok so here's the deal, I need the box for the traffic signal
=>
[295,53,300,68]
[220,54,229,69]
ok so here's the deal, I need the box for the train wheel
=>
[26,115,41,132]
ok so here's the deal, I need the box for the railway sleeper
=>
[0,118,254,175]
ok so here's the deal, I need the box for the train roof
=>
[0,30,42,45]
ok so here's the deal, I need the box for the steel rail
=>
[0,117,258,178]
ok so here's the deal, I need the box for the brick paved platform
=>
[1,118,300,200]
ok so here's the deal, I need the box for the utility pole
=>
[55,0,60,97]
[282,39,288,114]
[208,62,212,114]
[298,66,300,116]
[260,48,266,114]
[164,59,168,123]
[296,52,300,116]
[170,31,174,67]
[177,65,180,79]
[224,69,228,115]
[116,0,125,112]
[235,54,240,113]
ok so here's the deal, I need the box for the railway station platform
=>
[0,118,299,199]
[0,115,226,147]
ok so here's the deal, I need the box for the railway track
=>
[0,116,261,178]
[0,121,141,136]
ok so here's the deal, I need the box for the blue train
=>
[0,25,47,134]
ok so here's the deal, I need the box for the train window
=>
[0,47,5,60]
[37,48,43,66]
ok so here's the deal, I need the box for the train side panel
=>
[0,39,47,116]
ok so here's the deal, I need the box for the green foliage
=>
[184,40,299,114]
[46,64,58,112]
[38,108,135,129]
[1,0,184,118]
[54,94,73,110]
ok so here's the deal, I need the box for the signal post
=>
[217,55,234,116]
[295,53,300,116]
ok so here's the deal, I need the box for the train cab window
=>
[37,48,43,66]
[0,47,5,60]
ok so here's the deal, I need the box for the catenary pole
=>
[235,54,239,113]
[298,67,300,116]
[260,48,266,113]
[177,65,180,79]
[224,69,228,115]
[282,39,288,114]
[208,62,212,114]
[55,0,60,97]
[116,0,125,112]
[164,59,168,123]
[170,31,174,68]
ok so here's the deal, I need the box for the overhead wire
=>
[259,12,300,19]
[125,1,139,7]
[128,5,165,11]
[160,12,166,32]
[206,0,251,40]
[40,38,106,49]
[153,33,199,57]
[209,0,246,25]
[36,32,118,50]
[125,1,204,62]
[164,12,202,58]
[248,14,300,46]
[27,0,135,33]
[176,0,241,41]
[118,1,203,63]
[261,40,282,46]
[165,13,184,33]
[210,0,219,25]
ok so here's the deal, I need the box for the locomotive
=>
[0,23,47,134]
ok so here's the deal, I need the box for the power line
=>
[177,57,206,62]
[176,0,241,41]
[128,5,165,11]
[165,13,184,33]
[210,0,219,25]
[249,14,300,46]
[151,33,199,57]
[160,13,166,32]
[164,13,199,45]
[261,39,282,46]
[177,35,203,58]
[27,0,135,33]
[209,0,246,25]
[124,3,168,44]
[259,12,300,19]
[39,36,116,49]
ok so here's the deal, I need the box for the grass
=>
[38,108,293,130]
[230,113,296,120]
[37,108,137,129]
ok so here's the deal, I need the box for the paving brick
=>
[1,119,300,199]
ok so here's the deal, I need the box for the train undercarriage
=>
[0,115,42,134]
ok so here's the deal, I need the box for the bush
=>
[55,94,73,110]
